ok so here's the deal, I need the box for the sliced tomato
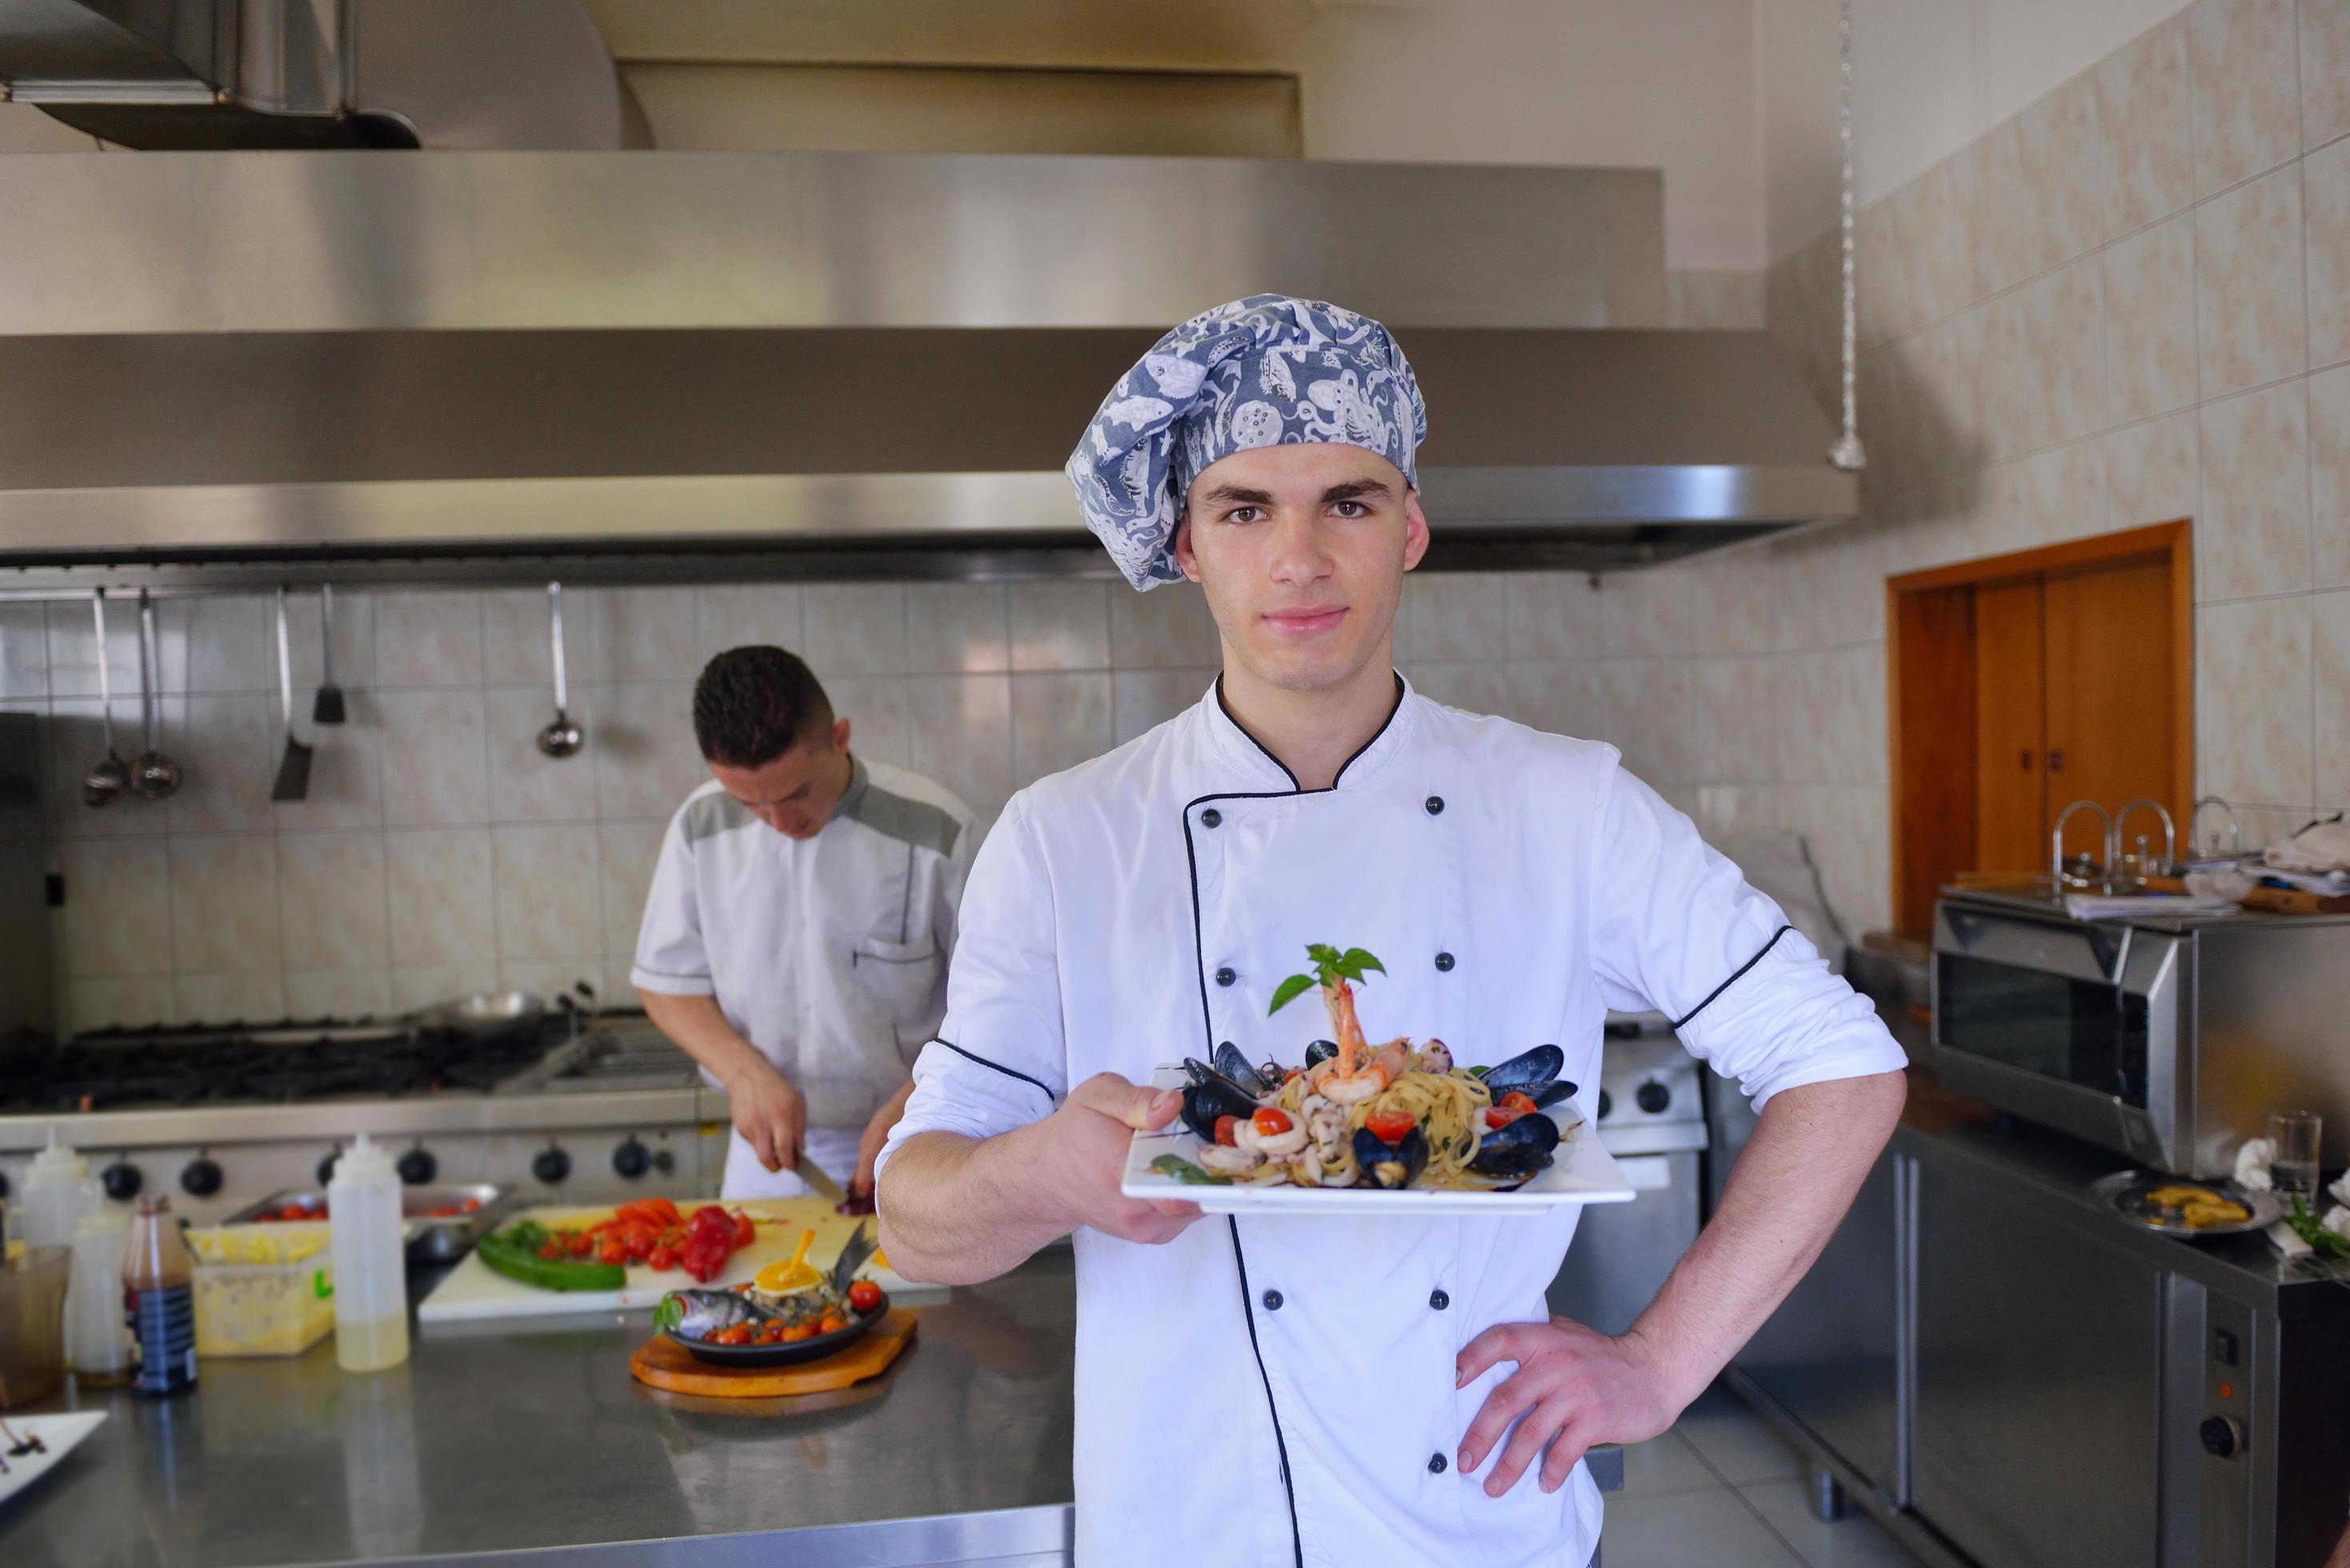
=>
[647,1246,678,1272]
[1484,1106,1531,1130]
[1251,1107,1294,1138]
[1213,1114,1239,1147]
[731,1209,756,1248]
[566,1230,595,1258]
[1364,1110,1418,1146]
[1498,1090,1539,1114]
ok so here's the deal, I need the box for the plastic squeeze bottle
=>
[22,1126,94,1250]
[123,1194,197,1398]
[327,1134,410,1372]
[67,1206,133,1387]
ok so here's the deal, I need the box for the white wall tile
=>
[2106,410,2204,528]
[483,585,592,689]
[2197,597,2316,805]
[282,586,374,693]
[374,591,484,687]
[493,823,605,962]
[2016,70,2113,271]
[1505,661,1604,740]
[2104,211,2200,424]
[0,603,48,698]
[2015,439,2111,545]
[903,674,1013,810]
[2196,165,2308,398]
[68,978,177,1033]
[1396,573,1509,662]
[2098,14,2197,238]
[2312,363,2350,588]
[385,827,495,968]
[61,836,171,978]
[1107,582,1219,669]
[1008,582,1111,671]
[277,832,389,973]
[1404,660,1513,717]
[377,688,490,826]
[484,686,600,821]
[168,834,280,974]
[1507,573,1606,659]
[46,699,162,840]
[1598,570,1696,658]
[592,586,701,682]
[2199,378,2313,599]
[803,582,907,676]
[500,957,607,1003]
[2314,589,2350,802]
[175,972,285,1027]
[162,692,275,834]
[2308,136,2350,370]
[590,682,706,819]
[2308,0,2350,150]
[598,819,668,958]
[697,583,803,663]
[1011,672,1113,787]
[1980,258,2107,457]
[283,969,393,1022]
[1603,659,1702,786]
[271,694,385,833]
[390,964,500,1014]
[907,583,1011,674]
[2190,0,2305,196]
[1112,667,1216,746]
[161,594,269,694]
[830,676,909,769]
[46,596,146,700]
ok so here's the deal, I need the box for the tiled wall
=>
[1654,0,2350,934]
[4,573,1721,1034]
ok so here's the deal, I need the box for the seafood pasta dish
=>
[1152,943,1578,1192]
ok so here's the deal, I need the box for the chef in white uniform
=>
[634,645,975,1200]
[875,297,1907,1566]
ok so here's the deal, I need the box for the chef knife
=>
[795,1154,851,1208]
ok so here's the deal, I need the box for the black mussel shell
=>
[1531,1080,1579,1110]
[1179,1062,1265,1143]
[1304,1039,1339,1068]
[1479,1043,1565,1097]
[1213,1041,1272,1097]
[1471,1110,1561,1180]
[1353,1124,1430,1190]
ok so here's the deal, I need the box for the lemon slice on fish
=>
[754,1228,821,1294]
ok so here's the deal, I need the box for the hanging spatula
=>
[311,583,346,725]
[270,587,314,802]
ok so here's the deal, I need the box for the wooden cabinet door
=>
[1972,579,2045,875]
[2043,559,2178,863]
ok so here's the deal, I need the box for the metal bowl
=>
[410,990,546,1042]
[668,1293,888,1368]
[2090,1171,2284,1238]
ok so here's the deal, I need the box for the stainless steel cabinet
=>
[1547,1150,1700,1335]
[1730,1151,1905,1502]
[1912,1158,2160,1568]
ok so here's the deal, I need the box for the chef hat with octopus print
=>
[1065,294,1428,590]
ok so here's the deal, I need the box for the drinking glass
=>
[2268,1110,2322,1202]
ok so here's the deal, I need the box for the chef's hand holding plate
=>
[731,1058,807,1173]
[1045,1074,1203,1244]
[1454,1315,1682,1498]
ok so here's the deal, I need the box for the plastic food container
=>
[188,1222,336,1358]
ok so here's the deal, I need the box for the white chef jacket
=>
[634,756,976,1193]
[876,677,1905,1568]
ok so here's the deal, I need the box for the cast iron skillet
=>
[667,1290,890,1368]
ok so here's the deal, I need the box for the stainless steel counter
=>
[0,1252,1078,1568]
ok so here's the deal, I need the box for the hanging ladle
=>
[131,590,181,800]
[79,589,130,808]
[536,582,582,759]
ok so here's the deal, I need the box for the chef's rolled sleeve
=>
[629,811,717,997]
[1588,756,1905,1108]
[875,796,1067,1181]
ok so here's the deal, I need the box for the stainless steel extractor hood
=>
[0,150,1852,582]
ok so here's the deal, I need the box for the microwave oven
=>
[1931,887,2350,1178]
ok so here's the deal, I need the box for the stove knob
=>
[1635,1080,1671,1115]
[396,1146,438,1186]
[1596,1088,1613,1121]
[532,1145,572,1186]
[102,1159,144,1202]
[611,1138,651,1181]
[317,1152,340,1186]
[651,1147,676,1175]
[2200,1415,2244,1459]
[179,1155,224,1198]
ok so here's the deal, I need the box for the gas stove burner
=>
[0,1016,572,1115]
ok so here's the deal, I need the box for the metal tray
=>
[2090,1171,2284,1238]
[225,1182,512,1262]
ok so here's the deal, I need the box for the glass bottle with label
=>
[123,1194,197,1398]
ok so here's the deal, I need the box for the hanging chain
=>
[1828,0,1867,472]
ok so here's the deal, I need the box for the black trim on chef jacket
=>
[931,1039,1059,1104]
[1668,924,1795,1031]
[1179,673,1409,1568]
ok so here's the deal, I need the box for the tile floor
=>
[1598,1386,1925,1567]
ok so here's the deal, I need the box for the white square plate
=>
[0,1411,107,1511]
[1119,1065,1637,1214]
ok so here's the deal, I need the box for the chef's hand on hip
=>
[729,1060,806,1173]
[1039,1073,1201,1245]
[1454,1317,1679,1498]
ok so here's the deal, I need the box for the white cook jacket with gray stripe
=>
[876,677,1905,1568]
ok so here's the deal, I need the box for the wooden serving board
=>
[417,1196,937,1323]
[630,1310,915,1397]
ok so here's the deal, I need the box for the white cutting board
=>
[418,1197,932,1323]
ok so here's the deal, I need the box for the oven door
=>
[1931,902,2189,1171]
